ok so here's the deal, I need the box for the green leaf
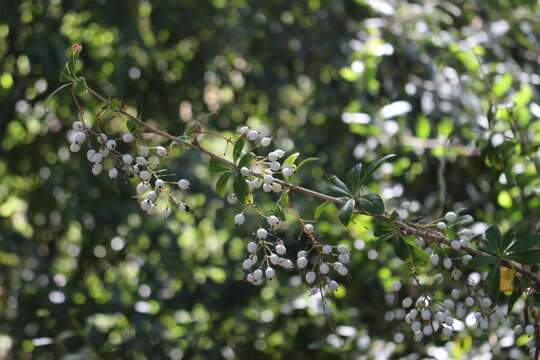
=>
[216,171,233,197]
[275,204,286,221]
[484,225,504,254]
[59,63,74,82]
[283,152,300,167]
[394,237,412,261]
[356,193,384,215]
[509,234,540,253]
[507,289,523,315]
[346,163,363,196]
[467,255,497,269]
[74,77,88,96]
[502,229,515,251]
[296,157,318,171]
[412,247,429,267]
[278,190,289,208]
[373,218,395,237]
[233,173,250,204]
[68,50,79,75]
[126,118,144,136]
[485,262,501,302]
[233,138,245,163]
[338,199,355,227]
[509,250,540,265]
[238,152,255,168]
[111,98,122,111]
[314,201,330,219]
[358,154,396,187]
[209,157,233,173]
[328,175,351,197]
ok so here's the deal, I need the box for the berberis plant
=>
[50,44,540,357]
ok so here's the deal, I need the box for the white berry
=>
[256,228,268,239]
[305,271,316,284]
[282,166,294,177]
[437,221,447,230]
[155,146,167,156]
[122,154,133,165]
[69,143,81,152]
[297,257,308,269]
[246,241,257,253]
[444,211,458,222]
[265,267,275,279]
[275,244,286,255]
[122,133,134,143]
[178,179,190,190]
[234,213,245,226]
[319,263,330,274]
[267,215,280,227]
[73,121,83,131]
[260,137,271,147]
[227,193,237,204]
[139,170,151,181]
[247,130,259,141]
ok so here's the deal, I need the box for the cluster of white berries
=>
[67,120,191,217]
[242,224,295,285]
[236,211,351,293]
[384,211,539,345]
[299,242,351,293]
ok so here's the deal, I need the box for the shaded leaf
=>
[346,163,362,196]
[238,152,255,168]
[328,175,351,197]
[485,225,504,254]
[467,255,497,269]
[507,289,523,315]
[233,173,250,203]
[394,237,411,261]
[509,234,540,253]
[485,262,501,302]
[509,250,540,265]
[338,199,355,227]
[357,193,384,215]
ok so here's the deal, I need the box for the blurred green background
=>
[1,0,540,359]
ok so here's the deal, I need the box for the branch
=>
[86,86,540,287]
